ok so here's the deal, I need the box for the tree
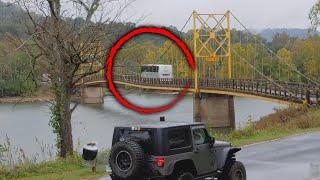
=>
[144,48,157,64]
[291,36,320,81]
[9,0,133,157]
[304,57,320,79]
[0,36,38,96]
[309,0,320,32]
[0,1,28,38]
[271,32,291,51]
[277,48,293,81]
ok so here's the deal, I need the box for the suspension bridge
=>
[75,11,320,130]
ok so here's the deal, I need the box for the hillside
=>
[0,1,27,38]
[258,28,319,42]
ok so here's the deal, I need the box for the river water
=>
[0,93,286,160]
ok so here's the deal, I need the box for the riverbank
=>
[0,87,53,104]
[213,105,320,146]
[0,96,53,104]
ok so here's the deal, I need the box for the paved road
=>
[101,132,320,180]
[238,132,320,180]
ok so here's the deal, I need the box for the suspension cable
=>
[232,49,295,96]
[230,12,320,86]
[157,14,193,61]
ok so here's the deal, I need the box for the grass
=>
[13,168,104,180]
[0,154,106,180]
[212,105,320,147]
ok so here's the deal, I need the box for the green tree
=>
[304,58,320,79]
[271,32,291,51]
[144,49,157,64]
[309,0,320,32]
[291,36,320,81]
[0,37,38,96]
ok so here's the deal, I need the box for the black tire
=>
[109,140,144,179]
[177,172,194,180]
[220,161,246,180]
[110,174,121,180]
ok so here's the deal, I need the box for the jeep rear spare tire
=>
[109,140,144,179]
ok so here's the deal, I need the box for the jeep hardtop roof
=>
[115,121,205,129]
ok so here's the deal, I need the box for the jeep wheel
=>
[110,174,121,180]
[222,161,246,180]
[177,172,194,180]
[109,140,144,179]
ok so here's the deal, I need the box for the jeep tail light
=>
[155,157,165,167]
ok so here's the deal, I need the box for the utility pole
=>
[193,11,199,94]
[193,11,201,122]
[227,11,232,79]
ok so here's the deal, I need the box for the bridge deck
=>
[76,74,320,105]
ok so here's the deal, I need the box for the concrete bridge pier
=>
[81,86,106,104]
[193,93,235,131]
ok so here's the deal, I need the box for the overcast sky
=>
[124,0,318,30]
[5,0,317,30]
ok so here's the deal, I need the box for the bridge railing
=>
[200,79,300,102]
[75,70,105,85]
[78,72,320,105]
[114,74,192,88]
[113,74,320,105]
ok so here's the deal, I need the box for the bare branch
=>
[47,0,61,18]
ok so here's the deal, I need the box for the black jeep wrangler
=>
[108,121,246,180]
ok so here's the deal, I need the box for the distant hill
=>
[257,28,319,42]
[1,0,317,44]
[0,0,137,41]
[0,1,27,38]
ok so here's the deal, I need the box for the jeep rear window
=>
[168,129,191,149]
[128,131,151,141]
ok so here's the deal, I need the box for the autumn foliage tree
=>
[277,48,293,81]
[9,0,133,157]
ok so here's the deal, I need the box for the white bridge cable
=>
[230,12,320,87]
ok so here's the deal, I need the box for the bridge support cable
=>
[157,14,193,60]
[230,12,320,87]
[232,49,319,105]
[232,49,296,97]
